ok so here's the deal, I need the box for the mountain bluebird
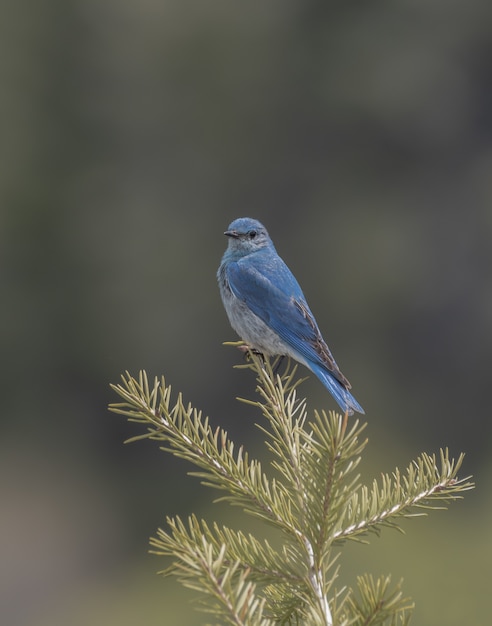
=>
[217,217,364,415]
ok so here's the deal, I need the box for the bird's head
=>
[223,218,272,256]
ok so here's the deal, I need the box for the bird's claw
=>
[236,344,265,363]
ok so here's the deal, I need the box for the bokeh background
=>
[2,1,491,624]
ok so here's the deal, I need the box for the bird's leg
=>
[272,355,286,375]
[341,409,349,439]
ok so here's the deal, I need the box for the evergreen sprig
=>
[109,346,474,625]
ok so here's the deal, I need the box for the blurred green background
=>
[2,1,491,624]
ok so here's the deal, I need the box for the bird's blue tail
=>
[309,362,365,415]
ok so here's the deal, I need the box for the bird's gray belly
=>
[219,282,290,356]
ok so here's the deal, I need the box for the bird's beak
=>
[224,229,239,238]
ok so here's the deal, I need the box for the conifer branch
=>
[150,516,273,626]
[342,575,414,625]
[332,448,473,543]
[110,370,295,533]
[109,348,474,625]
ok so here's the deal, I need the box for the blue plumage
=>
[217,217,364,415]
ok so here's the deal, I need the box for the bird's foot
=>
[236,343,265,363]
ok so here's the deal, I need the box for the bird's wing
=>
[225,258,350,388]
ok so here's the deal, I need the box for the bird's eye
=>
[249,230,257,239]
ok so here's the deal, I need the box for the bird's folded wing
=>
[226,260,348,385]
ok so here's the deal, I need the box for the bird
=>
[217,217,364,415]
